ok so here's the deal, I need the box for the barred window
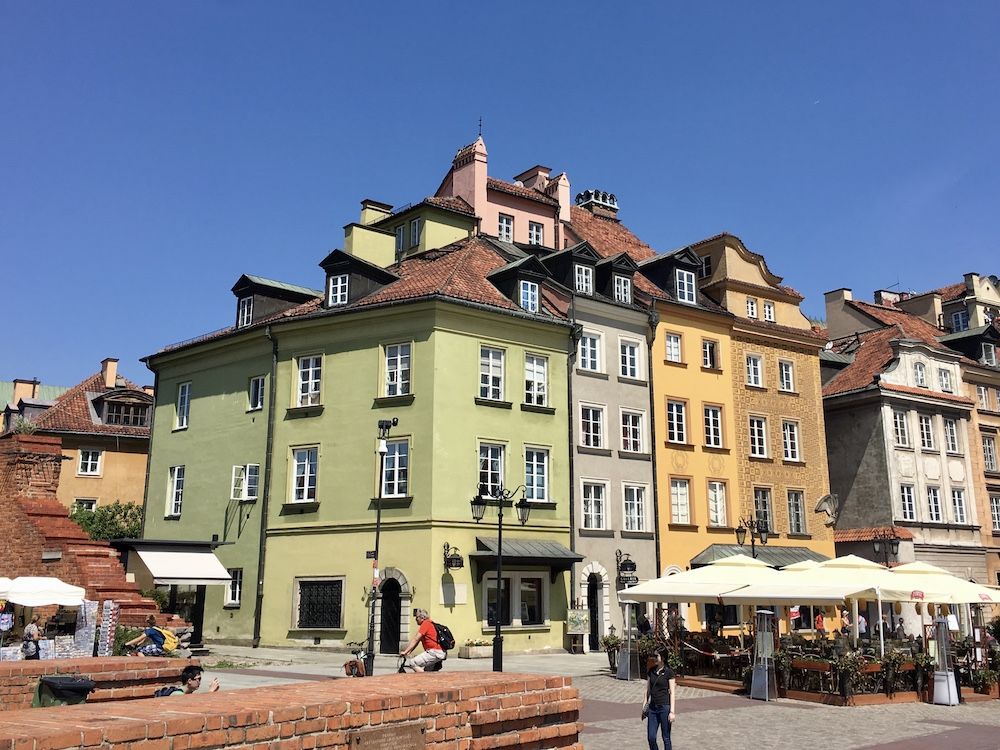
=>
[296,579,343,629]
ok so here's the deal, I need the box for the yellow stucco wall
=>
[56,436,148,510]
[964,374,1000,590]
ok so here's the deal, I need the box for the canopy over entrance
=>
[690,544,829,568]
[469,537,583,583]
[135,548,231,586]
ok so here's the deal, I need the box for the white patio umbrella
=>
[3,577,85,607]
[883,562,1000,605]
[619,554,779,604]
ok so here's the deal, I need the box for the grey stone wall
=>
[825,401,892,528]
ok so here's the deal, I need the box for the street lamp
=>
[872,527,901,566]
[735,514,769,559]
[470,483,531,672]
[364,417,397,677]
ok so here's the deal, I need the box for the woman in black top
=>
[643,648,676,750]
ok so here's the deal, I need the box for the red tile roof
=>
[823,326,905,397]
[847,300,953,347]
[421,196,476,216]
[486,178,559,207]
[566,205,657,262]
[834,526,914,543]
[879,383,974,405]
[736,316,827,343]
[31,373,150,438]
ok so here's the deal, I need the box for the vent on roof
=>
[575,189,618,210]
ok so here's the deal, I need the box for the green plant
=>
[70,500,143,541]
[881,649,906,673]
[636,634,658,658]
[835,650,866,694]
[772,648,791,676]
[140,588,168,612]
[209,659,255,669]
[663,649,684,674]
[599,633,623,653]
[972,666,998,691]
[113,625,143,656]
[463,638,491,647]
[13,416,37,434]
[911,652,936,671]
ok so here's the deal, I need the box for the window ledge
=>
[575,368,609,380]
[701,366,724,375]
[474,397,513,410]
[223,604,241,610]
[782,459,806,467]
[369,497,413,510]
[748,455,774,463]
[480,625,550,634]
[744,384,767,392]
[787,533,813,540]
[526,501,558,510]
[702,445,730,454]
[662,360,688,368]
[280,501,320,515]
[620,530,654,540]
[164,515,181,521]
[578,528,614,538]
[617,376,649,387]
[985,470,1000,479]
[707,525,736,533]
[945,451,964,458]
[246,407,264,414]
[577,446,612,457]
[920,449,939,455]
[373,394,415,407]
[618,451,651,461]
[667,523,699,531]
[239,497,258,506]
[663,441,696,451]
[171,426,188,433]
[778,390,799,397]
[286,405,324,418]
[520,403,556,415]
[894,445,914,452]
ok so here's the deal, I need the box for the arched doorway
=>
[379,578,402,654]
[587,573,602,651]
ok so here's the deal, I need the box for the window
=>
[296,579,343,629]
[753,487,772,531]
[951,489,967,525]
[708,481,727,527]
[746,297,758,319]
[249,375,266,411]
[620,339,640,379]
[237,297,253,328]
[486,577,511,627]
[982,343,998,367]
[167,465,185,516]
[297,356,322,406]
[519,280,539,312]
[675,269,696,304]
[702,340,718,369]
[73,498,97,512]
[763,302,775,323]
[703,406,723,448]
[292,448,318,502]
[919,415,935,450]
[984,435,997,472]
[745,355,763,387]
[479,443,504,496]
[666,401,687,444]
[385,343,411,397]
[581,405,605,448]
[914,362,927,387]
[484,574,546,627]
[78,449,102,476]
[409,218,422,246]
[782,420,801,461]
[395,225,405,253]
[104,401,149,426]
[892,410,910,447]
[665,334,682,363]
[621,410,644,453]
[900,484,916,521]
[670,479,691,524]
[524,354,547,406]
[578,333,601,371]
[749,416,768,457]
[614,275,633,304]
[498,214,513,242]
[788,490,806,534]
[698,255,712,279]
[927,486,942,522]
[225,568,242,607]
[176,382,191,429]
[938,368,953,393]
[624,485,646,531]
[778,361,795,392]
[977,385,990,409]
[519,577,544,625]
[528,221,543,245]
[328,274,349,306]
[575,264,594,294]
[991,494,1000,532]
[479,347,504,400]
[231,464,260,501]
[381,439,408,497]
[582,482,606,529]
[524,448,548,502]
[944,418,960,453]
[952,310,969,332]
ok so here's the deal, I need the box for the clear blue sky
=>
[4,3,998,386]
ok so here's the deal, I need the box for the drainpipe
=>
[139,369,159,539]
[252,325,279,648]
[646,308,662,579]
[567,295,581,610]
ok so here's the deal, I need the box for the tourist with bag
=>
[22,615,41,660]
[399,608,446,672]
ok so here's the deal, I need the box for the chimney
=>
[359,199,393,226]
[449,136,488,212]
[964,272,979,292]
[12,378,40,404]
[142,385,155,397]
[513,165,551,191]
[574,189,619,220]
[546,172,572,224]
[101,358,119,389]
[824,288,856,340]
[873,290,900,306]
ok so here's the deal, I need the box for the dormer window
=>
[983,343,997,367]
[746,297,758,319]
[614,276,632,304]
[914,362,927,387]
[698,255,712,279]
[675,269,696,304]
[519,280,539,313]
[938,368,953,393]
[952,310,969,332]
[575,265,594,295]
[237,297,253,328]
[104,401,149,427]
[328,274,349,306]
[763,301,775,322]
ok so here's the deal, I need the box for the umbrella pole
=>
[851,599,859,648]
[877,589,884,657]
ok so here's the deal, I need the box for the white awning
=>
[0,576,86,606]
[136,549,231,586]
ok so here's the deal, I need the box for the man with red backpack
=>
[399,609,446,672]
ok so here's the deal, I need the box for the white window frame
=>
[900,484,916,521]
[623,484,647,532]
[479,443,505,496]
[763,301,775,323]
[982,343,997,367]
[176,381,191,429]
[528,221,543,246]
[892,409,910,447]
[749,416,768,458]
[778,360,795,392]
[582,481,607,530]
[575,264,594,295]
[296,356,322,407]
[619,338,641,379]
[620,409,645,453]
[914,362,927,387]
[385,343,411,397]
[409,217,422,247]
[665,333,682,363]
[703,405,723,448]
[580,404,605,448]
[78,448,102,476]
[395,225,405,253]
[707,480,727,527]
[746,355,763,387]
[702,340,718,369]
[753,486,773,531]
[167,465,185,517]
[578,331,602,372]
[670,478,691,524]
[983,435,997,472]
[73,498,97,512]
[237,297,253,328]
[231,463,260,501]
[666,400,687,444]
[328,274,349,306]
[746,297,758,319]
[614,275,633,304]
[225,568,243,606]
[479,346,505,401]
[952,310,969,332]
[977,385,990,409]
[919,415,935,451]
[782,420,801,461]
[524,447,549,502]
[524,354,548,406]
[675,269,696,304]
[944,418,960,453]
[991,494,1000,532]
[951,488,967,525]
[927,486,942,522]
[788,490,806,534]
[291,447,318,503]
[249,375,266,411]
[498,214,514,242]
[381,439,409,498]
[519,280,539,313]
[938,368,953,393]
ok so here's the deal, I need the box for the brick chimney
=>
[449,136,488,212]
[11,378,40,404]
[101,358,119,389]
[575,189,620,220]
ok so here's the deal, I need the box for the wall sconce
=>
[443,542,464,570]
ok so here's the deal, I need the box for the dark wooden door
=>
[379,579,402,654]
[587,574,601,651]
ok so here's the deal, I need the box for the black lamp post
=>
[735,514,769,559]
[872,527,901,566]
[471,483,531,672]
[364,417,397,677]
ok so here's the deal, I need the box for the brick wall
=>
[0,671,581,750]
[0,656,196,711]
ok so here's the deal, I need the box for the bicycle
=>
[344,641,367,677]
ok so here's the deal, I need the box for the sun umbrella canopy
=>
[2,577,85,607]
[882,562,1000,604]
[619,553,779,603]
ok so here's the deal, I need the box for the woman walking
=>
[643,647,676,750]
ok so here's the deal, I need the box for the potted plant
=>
[836,650,864,698]
[972,666,998,695]
[912,652,935,697]
[664,647,684,677]
[636,634,659,678]
[600,633,623,672]
[772,649,791,691]
[880,649,905,696]
[458,639,493,659]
